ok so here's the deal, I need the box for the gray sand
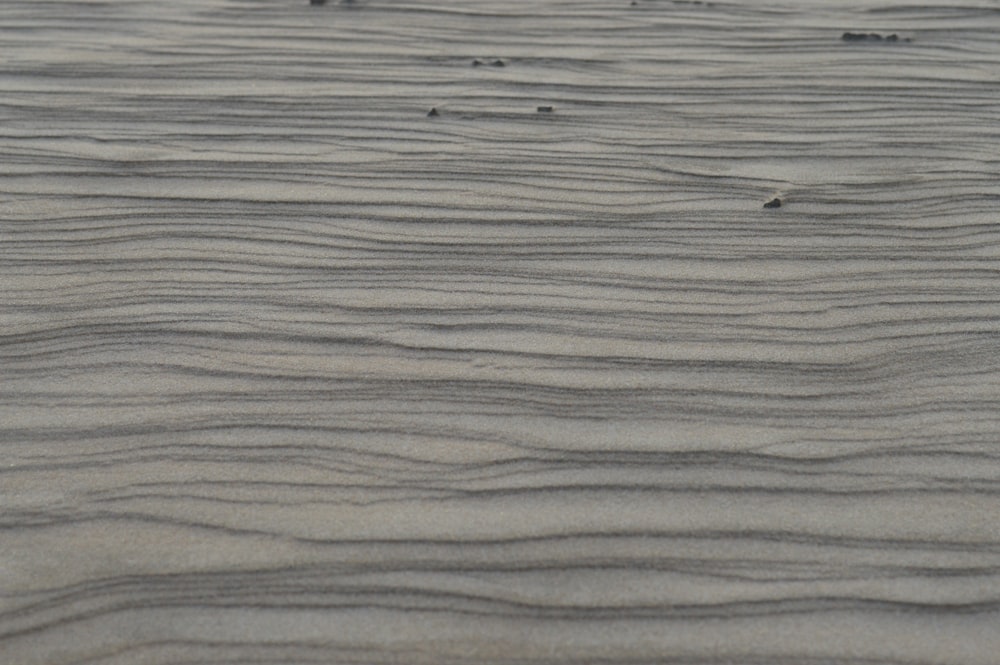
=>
[2,0,999,663]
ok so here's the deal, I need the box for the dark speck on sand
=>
[842,31,909,42]
[427,107,439,117]
[763,197,782,209]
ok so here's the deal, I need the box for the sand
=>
[2,0,1000,663]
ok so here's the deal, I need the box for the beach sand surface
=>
[2,1,1000,663]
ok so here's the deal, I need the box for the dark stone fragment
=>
[763,198,782,209]
[427,107,439,117]
[841,31,908,43]
[472,59,483,67]
[491,59,506,67]
[537,106,554,113]
[842,31,881,41]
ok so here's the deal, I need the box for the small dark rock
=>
[763,197,782,209]
[842,31,911,43]
[842,31,880,41]
[841,31,910,43]
[537,106,554,113]
[491,59,506,67]
[427,107,439,117]
[472,59,483,67]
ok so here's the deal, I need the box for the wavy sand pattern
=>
[2,0,1000,663]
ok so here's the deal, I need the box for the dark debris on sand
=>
[427,107,439,117]
[842,32,911,43]
[763,198,782,209]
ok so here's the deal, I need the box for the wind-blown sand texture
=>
[3,0,1000,663]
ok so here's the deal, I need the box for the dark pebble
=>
[763,198,782,209]
[427,107,439,117]
[537,106,554,113]
[491,59,506,67]
[472,59,483,67]
[842,31,879,41]
[842,31,909,43]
